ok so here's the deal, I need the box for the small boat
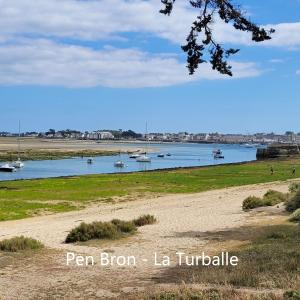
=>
[157,154,165,158]
[12,158,24,169]
[0,164,16,172]
[213,149,224,159]
[114,151,125,168]
[243,143,255,148]
[136,155,151,163]
[129,154,140,159]
[166,153,171,157]
[114,160,125,168]
[87,158,93,164]
[213,149,222,155]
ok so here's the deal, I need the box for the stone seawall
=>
[257,144,300,159]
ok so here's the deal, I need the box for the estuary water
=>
[0,143,259,181]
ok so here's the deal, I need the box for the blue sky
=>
[0,0,299,134]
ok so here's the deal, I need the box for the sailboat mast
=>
[146,122,148,154]
[18,120,21,157]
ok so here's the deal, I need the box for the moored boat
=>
[0,164,16,172]
[12,158,24,169]
[136,155,151,162]
[114,160,125,168]
[213,149,224,159]
[129,154,140,159]
[12,121,25,169]
[136,122,151,163]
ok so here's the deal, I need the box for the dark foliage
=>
[133,215,157,227]
[160,0,274,75]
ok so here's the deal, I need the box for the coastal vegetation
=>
[289,209,300,222]
[150,222,300,299]
[286,189,300,213]
[0,236,44,252]
[65,215,156,243]
[130,287,287,300]
[242,190,288,210]
[0,158,300,221]
[242,183,300,212]
[0,149,118,161]
[133,215,157,227]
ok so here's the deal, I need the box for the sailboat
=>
[12,121,24,168]
[114,151,125,168]
[136,123,151,163]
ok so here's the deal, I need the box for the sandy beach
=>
[0,181,290,299]
[0,137,142,152]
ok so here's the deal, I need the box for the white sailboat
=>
[114,151,125,168]
[136,155,151,162]
[136,123,151,163]
[12,121,24,169]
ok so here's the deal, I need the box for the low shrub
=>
[289,209,300,223]
[242,196,262,210]
[284,290,300,300]
[243,190,287,211]
[133,215,157,227]
[111,219,137,233]
[286,189,300,212]
[66,215,157,243]
[0,236,44,252]
[65,220,136,243]
[263,190,287,205]
[289,182,300,194]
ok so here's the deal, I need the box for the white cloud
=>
[266,22,300,47]
[212,20,300,48]
[269,59,285,64]
[0,39,261,88]
[1,0,300,47]
[0,0,196,44]
[1,0,297,88]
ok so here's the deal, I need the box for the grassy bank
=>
[0,158,299,221]
[160,223,300,290]
[0,149,118,161]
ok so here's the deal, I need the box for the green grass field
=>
[0,158,299,221]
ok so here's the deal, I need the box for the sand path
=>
[0,181,291,299]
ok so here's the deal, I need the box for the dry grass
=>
[0,236,44,252]
[133,214,157,227]
[156,223,300,291]
[125,286,286,300]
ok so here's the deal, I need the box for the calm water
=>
[0,143,259,181]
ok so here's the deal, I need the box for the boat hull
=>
[136,156,151,163]
[0,166,16,172]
